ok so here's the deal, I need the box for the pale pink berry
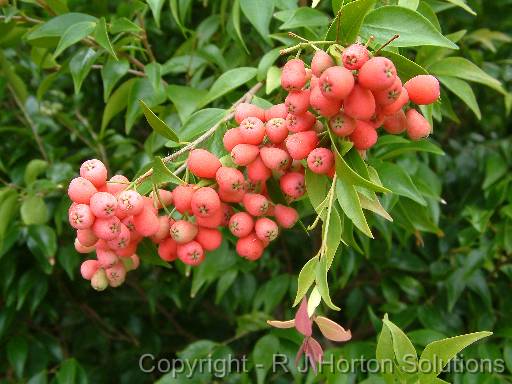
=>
[280,172,305,199]
[255,217,279,242]
[307,148,335,174]
[96,249,118,269]
[74,238,95,254]
[170,220,198,244]
[80,159,108,188]
[69,203,95,229]
[177,241,205,266]
[90,192,117,218]
[93,216,121,240]
[80,259,99,280]
[107,223,131,250]
[117,190,144,215]
[106,262,126,287]
[77,228,98,247]
[68,177,97,204]
[106,174,129,196]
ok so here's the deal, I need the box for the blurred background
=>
[0,0,511,382]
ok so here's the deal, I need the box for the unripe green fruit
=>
[91,269,109,291]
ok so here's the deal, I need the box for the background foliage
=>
[0,0,511,382]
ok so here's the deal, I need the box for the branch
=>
[132,82,263,186]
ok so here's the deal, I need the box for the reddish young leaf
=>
[314,316,352,342]
[305,336,323,373]
[266,319,295,329]
[294,298,313,336]
[295,338,307,367]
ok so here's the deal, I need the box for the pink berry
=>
[309,86,342,117]
[307,148,335,174]
[74,238,95,254]
[229,211,255,238]
[170,220,198,244]
[281,59,307,91]
[106,174,129,196]
[149,189,173,209]
[285,131,319,160]
[223,127,244,152]
[255,218,279,242]
[374,77,403,106]
[195,207,223,228]
[349,120,378,150]
[80,159,108,188]
[260,147,291,171]
[216,166,245,193]
[342,44,370,70]
[280,172,305,199]
[265,118,288,144]
[236,233,264,261]
[286,112,316,133]
[235,102,265,124]
[96,249,118,269]
[191,187,221,218]
[90,192,118,218]
[264,103,288,120]
[381,87,409,115]
[158,237,178,261]
[107,223,131,250]
[105,262,126,287]
[247,156,272,182]
[172,184,195,214]
[242,193,269,217]
[68,177,97,204]
[285,89,310,115]
[344,85,376,120]
[69,203,95,229]
[320,66,355,100]
[188,149,221,179]
[177,241,205,266]
[329,112,356,137]
[274,204,299,228]
[404,75,440,105]
[132,208,160,237]
[231,144,260,166]
[383,110,407,134]
[117,190,143,215]
[196,227,223,251]
[218,188,246,204]
[239,117,266,145]
[93,216,121,240]
[80,260,99,280]
[77,228,98,247]
[311,50,334,77]
[358,57,397,91]
[406,109,431,140]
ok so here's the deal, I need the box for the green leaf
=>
[232,0,249,52]
[27,371,48,384]
[180,108,226,141]
[293,257,318,306]
[257,47,281,81]
[147,0,166,28]
[483,153,507,189]
[152,157,184,186]
[371,160,426,206]
[145,62,162,92]
[93,17,117,59]
[327,0,376,45]
[438,76,481,119]
[383,317,418,371]
[419,332,492,383]
[7,335,28,378]
[201,67,257,107]
[26,13,97,47]
[53,21,97,58]
[169,0,189,36]
[315,255,340,310]
[305,169,330,215]
[126,78,166,134]
[101,78,137,134]
[101,57,129,101]
[279,7,330,29]
[27,225,57,259]
[375,136,445,159]
[376,317,395,384]
[167,85,208,123]
[444,0,476,15]
[360,6,459,49]
[45,0,69,14]
[240,0,274,43]
[21,195,48,225]
[110,17,142,34]
[56,358,87,384]
[324,205,342,267]
[359,193,393,221]
[429,57,506,95]
[140,100,179,141]
[252,335,279,384]
[398,0,419,10]
[266,66,281,95]
[69,48,97,94]
[336,178,373,238]
[24,159,48,186]
[379,51,428,81]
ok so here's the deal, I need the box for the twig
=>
[374,34,400,55]
[132,82,263,186]
[280,41,336,55]
[0,15,42,24]
[138,14,156,62]
[92,64,146,78]
[8,86,49,162]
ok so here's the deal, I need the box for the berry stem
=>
[288,32,320,51]
[280,40,336,55]
[374,34,400,55]
[131,82,263,186]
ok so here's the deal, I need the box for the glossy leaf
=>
[140,100,179,141]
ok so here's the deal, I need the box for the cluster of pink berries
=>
[67,46,440,289]
[273,44,440,150]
